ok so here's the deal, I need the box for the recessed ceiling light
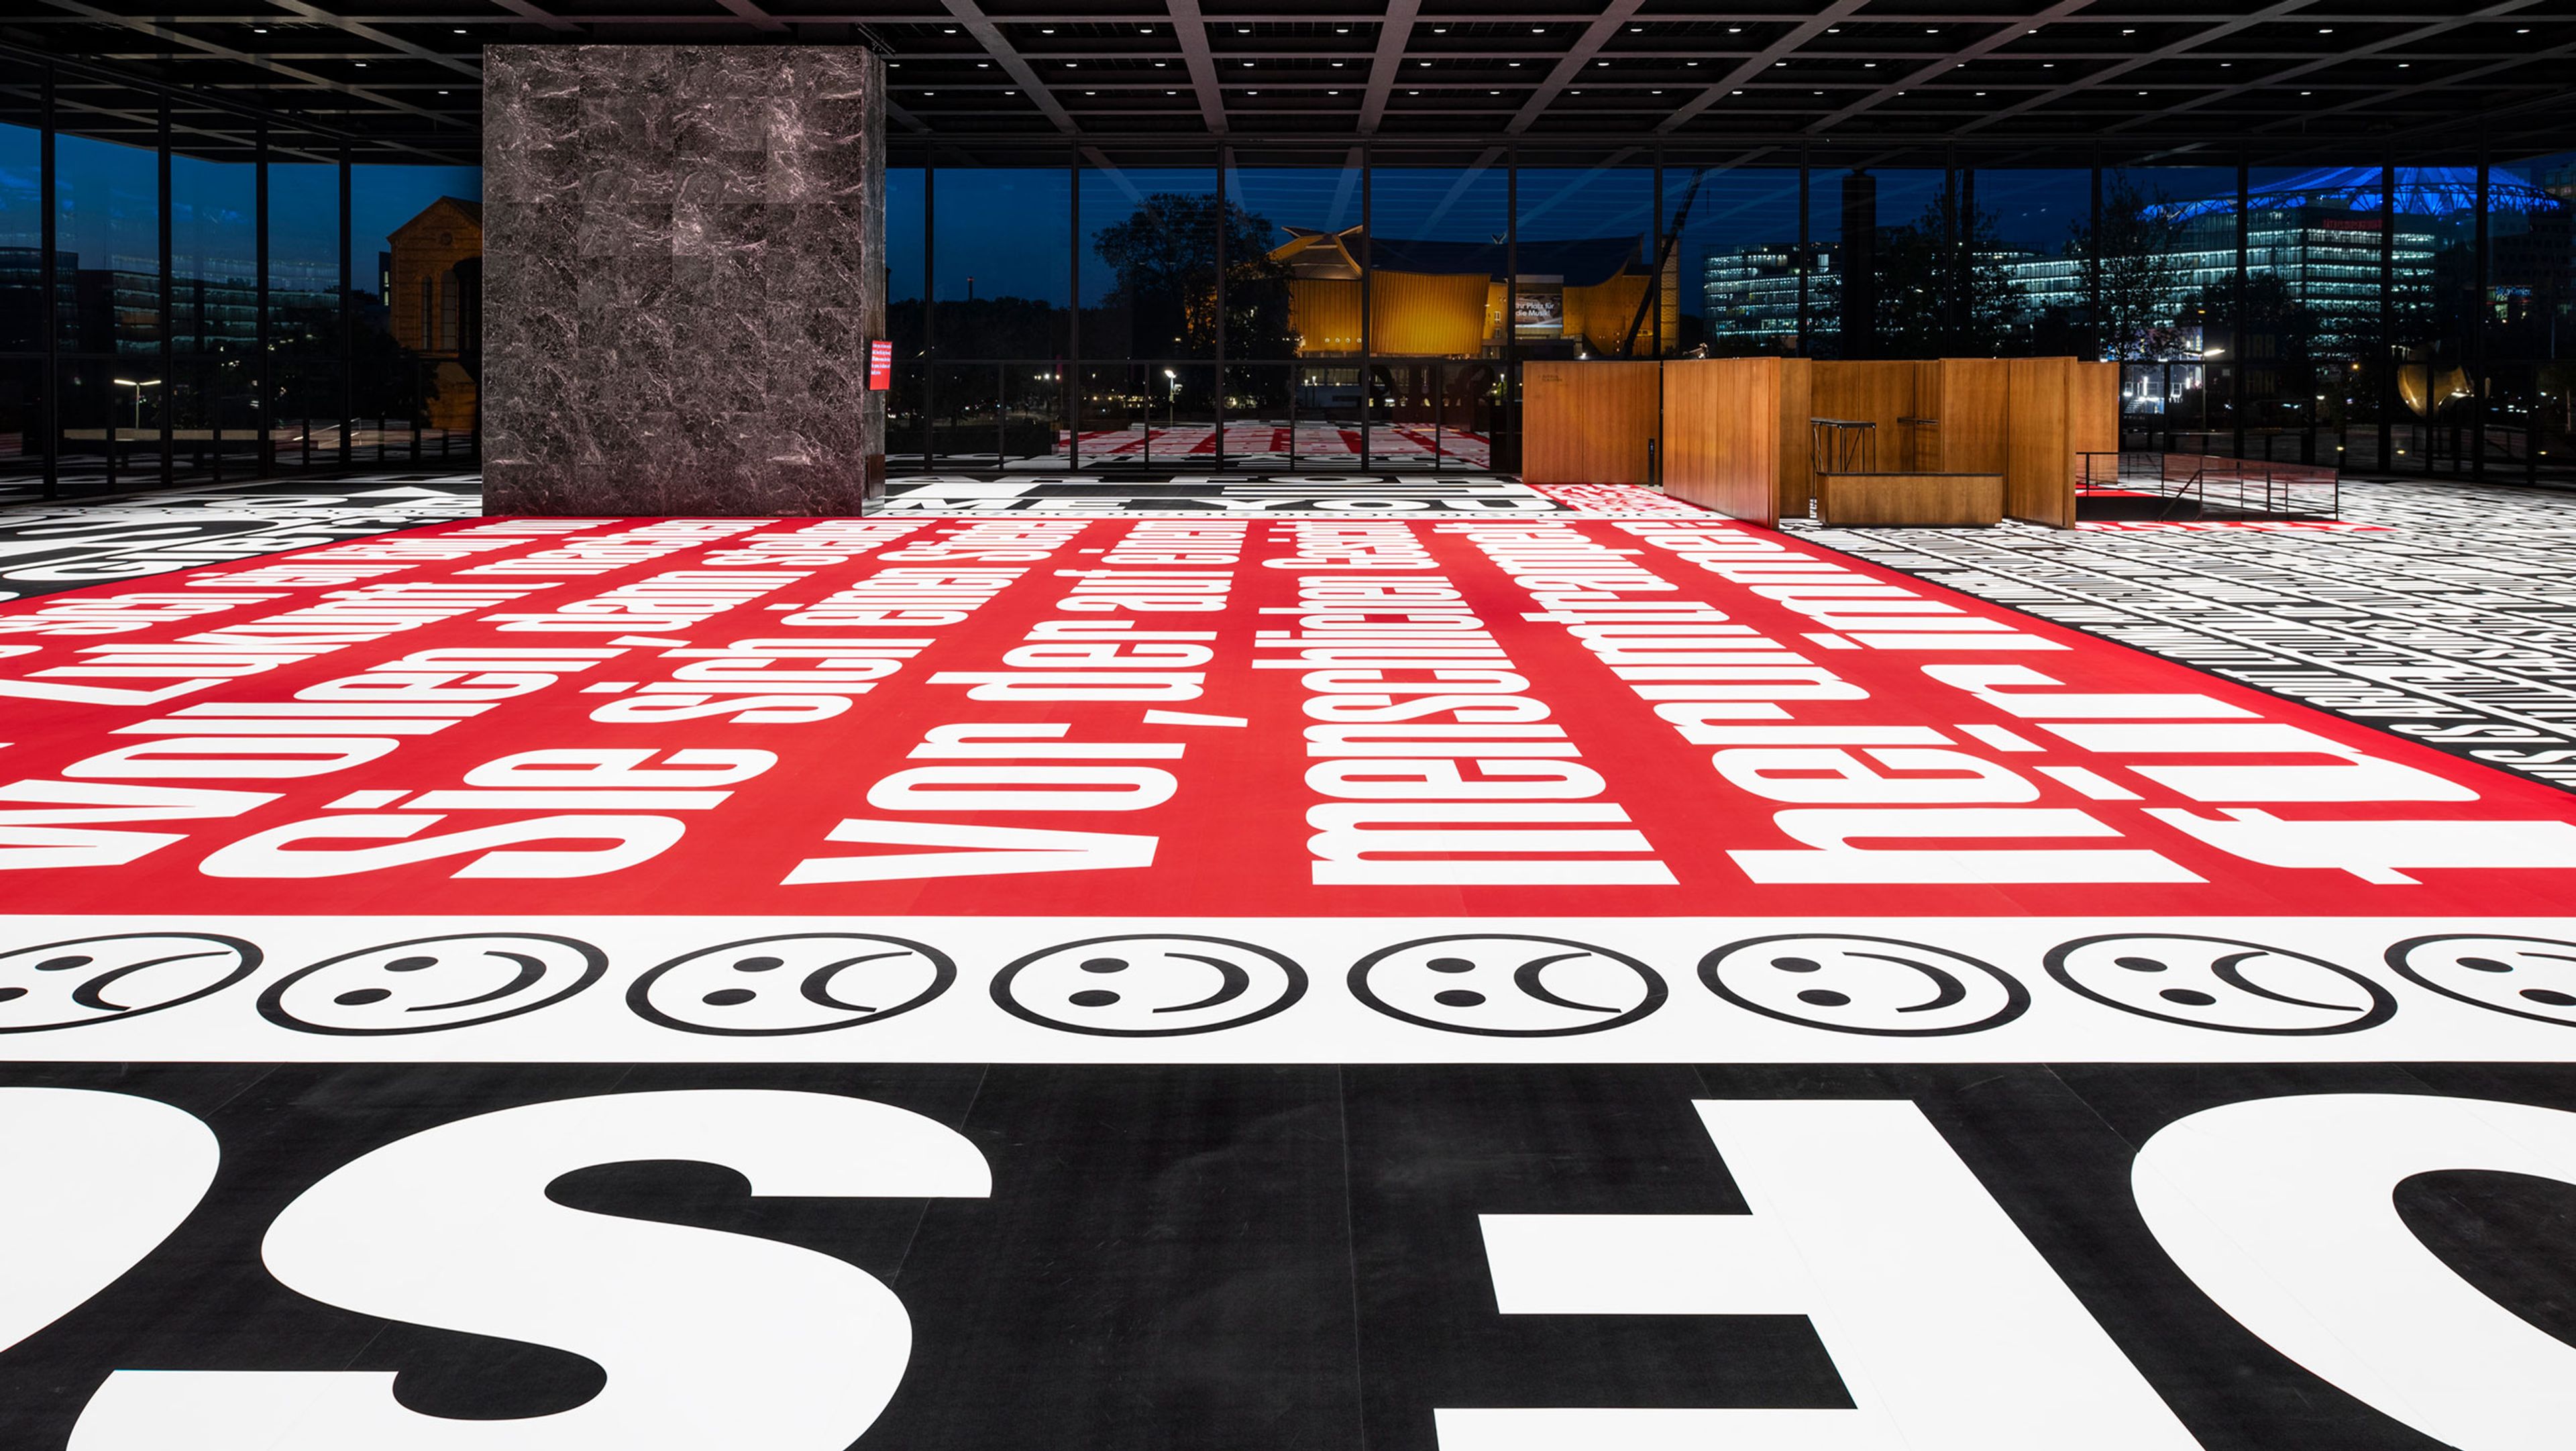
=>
[1864,61,1878,68]
[2219,62,2231,66]
[355,61,366,66]
[452,27,466,33]
[1167,89,1175,94]
[923,90,936,95]
[253,25,266,31]
[1731,88,1743,94]
[2516,27,2530,33]
[2300,89,2312,94]
[1774,60,1786,66]
[977,62,988,67]
[1242,60,1253,66]
[1336,25,1348,32]
[1975,89,1986,95]
[2317,26,2334,33]
[1810,88,1822,95]
[943,27,955,33]
[1686,60,1698,66]
[1827,26,1839,32]
[1157,61,1167,66]
[1327,89,1338,95]
[2398,62,2410,67]
[1726,25,1740,32]
[1510,61,1522,66]
[1065,62,1077,67]
[1040,27,1053,33]
[1925,28,1939,34]
[1331,61,1343,66]
[439,89,449,94]
[1407,88,1419,94]
[2138,89,2148,95]
[2043,62,2055,68]
[1629,24,1642,31]
[1490,89,1500,93]
[1246,89,1257,94]
[1595,59,1607,66]
[1086,89,1096,94]
[1532,25,1545,32]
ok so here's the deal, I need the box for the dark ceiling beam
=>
[34,0,459,125]
[2108,0,2540,132]
[484,0,581,33]
[936,0,1076,132]
[1356,0,1418,135]
[710,0,790,35]
[1951,0,2318,134]
[1807,0,2092,132]
[1505,0,1646,135]
[1656,0,1868,133]
[1160,0,1228,134]
[2247,35,2576,134]
[257,0,483,75]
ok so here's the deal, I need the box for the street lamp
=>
[1163,366,1177,441]
[113,378,162,433]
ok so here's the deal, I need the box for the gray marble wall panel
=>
[483,46,885,515]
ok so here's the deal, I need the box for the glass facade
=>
[0,70,482,495]
[5,78,2568,489]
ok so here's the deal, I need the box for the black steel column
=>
[256,117,272,477]
[922,156,935,467]
[2088,146,2103,361]
[1214,143,1228,470]
[158,96,174,486]
[2378,150,2395,476]
[337,142,352,468]
[1358,144,1372,470]
[2473,147,2489,480]
[1504,147,1519,474]
[2233,148,2249,460]
[1962,164,1976,341]
[1796,140,1811,356]
[39,64,58,500]
[1941,147,1958,337]
[1067,146,1079,474]
[1650,148,1664,358]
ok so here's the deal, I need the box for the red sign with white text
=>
[1,513,2572,918]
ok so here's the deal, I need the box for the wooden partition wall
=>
[1520,360,1662,484]
[1662,357,1795,525]
[1523,356,2113,527]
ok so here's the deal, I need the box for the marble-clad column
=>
[483,46,885,515]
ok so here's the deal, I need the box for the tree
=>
[1870,197,2019,358]
[1090,192,1293,359]
[2068,177,2191,361]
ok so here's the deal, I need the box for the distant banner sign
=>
[1512,291,1563,331]
[868,339,894,390]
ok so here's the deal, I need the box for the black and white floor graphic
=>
[1801,476,2576,794]
[2,470,2574,1449]
[0,1062,2568,1451]
[877,474,1676,516]
[0,474,482,604]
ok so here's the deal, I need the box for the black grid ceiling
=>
[3,0,2573,166]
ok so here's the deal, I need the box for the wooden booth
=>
[1521,355,2115,529]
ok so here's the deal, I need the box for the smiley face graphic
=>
[992,934,1305,1036]
[2045,933,2392,1035]
[1699,934,2027,1036]
[629,933,954,1036]
[1350,934,1664,1037]
[2387,934,2576,1028]
[0,932,260,1033]
[258,933,605,1035]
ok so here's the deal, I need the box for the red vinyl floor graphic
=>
[3,509,2573,921]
